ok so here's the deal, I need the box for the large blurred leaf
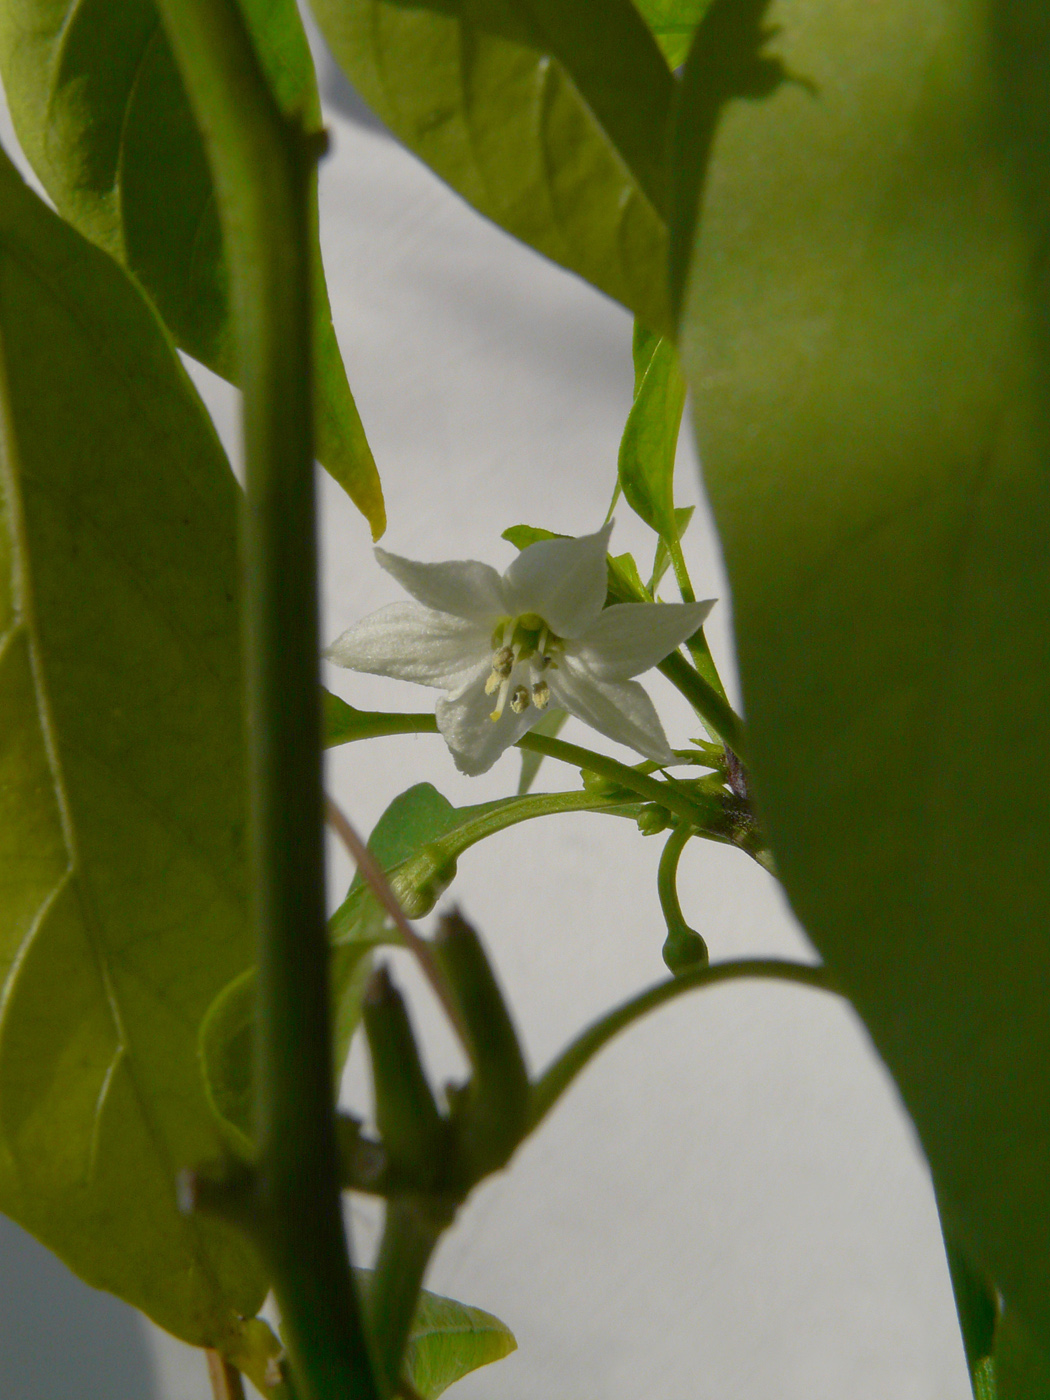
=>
[357,1274,516,1398]
[309,0,675,335]
[0,144,266,1346]
[677,0,1050,1360]
[0,0,385,535]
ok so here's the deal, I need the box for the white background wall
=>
[0,29,972,1400]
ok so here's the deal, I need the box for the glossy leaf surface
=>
[0,144,265,1346]
[309,0,675,334]
[678,0,1050,1357]
[0,0,385,534]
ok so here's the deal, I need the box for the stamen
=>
[532,680,550,710]
[490,672,513,722]
[492,646,514,677]
[510,686,531,714]
[484,671,501,695]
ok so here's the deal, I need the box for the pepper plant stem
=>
[324,706,728,831]
[528,958,840,1131]
[151,4,376,1396]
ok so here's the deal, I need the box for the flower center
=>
[484,614,562,721]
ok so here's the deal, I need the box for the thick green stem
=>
[366,1201,448,1398]
[528,959,840,1131]
[152,4,375,1397]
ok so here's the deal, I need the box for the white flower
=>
[326,524,715,776]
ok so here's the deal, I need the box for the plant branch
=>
[528,959,841,1131]
[658,650,747,760]
[152,3,375,1396]
[325,706,732,834]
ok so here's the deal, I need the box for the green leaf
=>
[609,551,651,601]
[633,0,712,69]
[0,0,385,536]
[677,0,1050,1362]
[309,0,675,336]
[632,316,662,391]
[501,523,563,550]
[355,1271,516,1399]
[0,143,265,1346]
[618,335,685,540]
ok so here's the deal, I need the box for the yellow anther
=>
[510,686,531,714]
[492,646,514,677]
[532,680,550,710]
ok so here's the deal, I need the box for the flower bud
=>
[662,926,709,976]
[637,803,673,836]
[390,844,458,919]
[581,769,629,797]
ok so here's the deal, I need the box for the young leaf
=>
[677,0,1050,1361]
[618,335,685,540]
[0,0,385,535]
[633,0,714,68]
[501,523,563,550]
[355,1271,517,1399]
[308,0,675,335]
[0,145,266,1345]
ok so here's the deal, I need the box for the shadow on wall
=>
[0,1216,155,1398]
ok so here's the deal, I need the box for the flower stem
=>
[324,703,733,833]
[657,822,693,933]
[152,4,374,1397]
[528,958,841,1131]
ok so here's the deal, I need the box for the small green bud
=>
[662,926,709,976]
[582,769,628,797]
[390,844,458,919]
[637,803,673,836]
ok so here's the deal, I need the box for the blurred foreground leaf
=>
[678,0,1050,1360]
[0,142,266,1346]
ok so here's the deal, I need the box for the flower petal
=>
[551,663,676,764]
[326,602,490,690]
[374,549,507,622]
[502,523,613,637]
[436,674,537,775]
[574,599,716,680]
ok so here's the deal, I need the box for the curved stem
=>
[153,4,375,1397]
[528,959,841,1132]
[657,823,694,934]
